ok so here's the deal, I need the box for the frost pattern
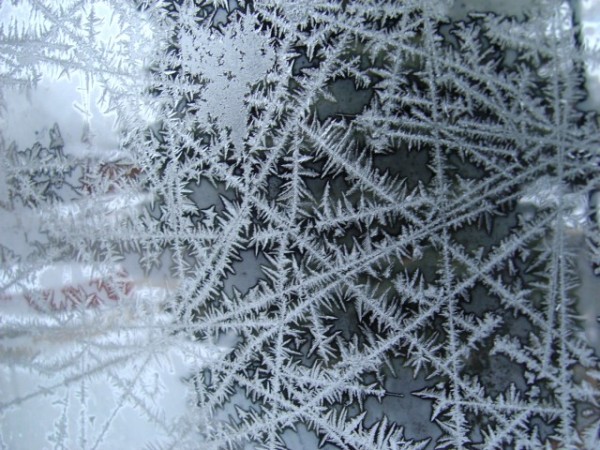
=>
[1,0,600,449]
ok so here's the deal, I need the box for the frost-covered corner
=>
[1,0,600,449]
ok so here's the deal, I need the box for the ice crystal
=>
[1,0,599,449]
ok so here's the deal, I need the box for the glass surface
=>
[1,1,599,449]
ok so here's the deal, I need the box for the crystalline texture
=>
[1,1,599,449]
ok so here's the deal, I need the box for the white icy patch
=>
[0,284,223,449]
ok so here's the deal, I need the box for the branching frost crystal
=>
[1,0,599,449]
